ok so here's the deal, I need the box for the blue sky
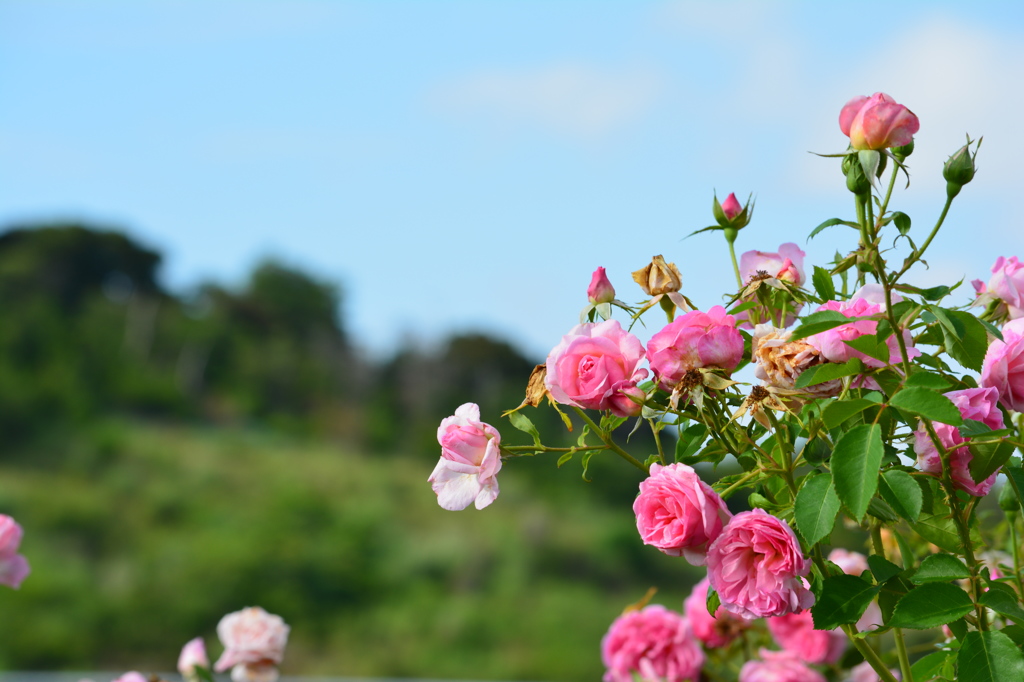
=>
[3,1,1024,360]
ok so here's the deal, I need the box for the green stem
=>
[571,407,649,473]
[894,195,954,280]
[877,162,900,220]
[727,238,743,289]
[855,196,869,289]
[1010,514,1024,598]
[718,468,764,499]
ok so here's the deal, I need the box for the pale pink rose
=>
[739,649,826,682]
[601,604,704,682]
[634,463,732,566]
[231,664,279,682]
[648,306,744,389]
[214,606,289,672]
[839,92,919,150]
[983,256,1024,319]
[740,244,807,287]
[806,294,918,369]
[683,577,749,648]
[828,548,869,576]
[914,387,1005,496]
[545,320,648,417]
[844,661,901,682]
[982,317,1024,412]
[429,403,502,511]
[178,637,209,677]
[767,611,846,664]
[588,266,616,304]
[0,514,30,589]
[112,673,147,682]
[721,193,743,220]
[706,509,814,619]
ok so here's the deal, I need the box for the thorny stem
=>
[571,406,649,473]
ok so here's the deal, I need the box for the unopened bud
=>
[748,493,771,510]
[944,137,979,198]
[587,266,615,304]
[843,153,870,196]
[712,192,753,229]
[892,139,914,160]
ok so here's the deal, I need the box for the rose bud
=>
[587,266,616,304]
[944,137,980,198]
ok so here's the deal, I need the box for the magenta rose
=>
[545,320,648,417]
[982,317,1024,412]
[839,92,919,150]
[739,649,826,682]
[648,306,744,389]
[914,387,1005,496]
[634,463,732,566]
[429,403,502,511]
[601,604,704,682]
[721,193,743,220]
[767,611,846,665]
[805,289,918,369]
[684,577,749,648]
[706,509,814,619]
[0,514,29,589]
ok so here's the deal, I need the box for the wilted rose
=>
[634,463,732,566]
[839,92,919,150]
[752,325,841,398]
[429,403,503,511]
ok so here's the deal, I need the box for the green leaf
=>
[675,423,708,464]
[1002,624,1024,647]
[811,574,880,630]
[507,411,543,446]
[911,650,953,682]
[910,553,971,584]
[930,306,990,372]
[556,451,574,467]
[969,440,1016,485]
[892,211,912,235]
[790,310,856,341]
[877,470,923,522]
[580,450,596,482]
[913,511,964,554]
[831,423,884,522]
[981,589,1024,624]
[1004,461,1024,511]
[868,555,903,583]
[812,266,835,301]
[958,630,1024,682]
[842,335,891,363]
[809,217,859,240]
[889,387,963,425]
[905,371,954,390]
[706,586,721,618]
[889,582,974,629]
[794,472,840,545]
[795,358,865,389]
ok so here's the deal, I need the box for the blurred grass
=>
[0,418,699,681]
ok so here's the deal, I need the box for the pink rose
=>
[429,403,502,511]
[545,320,648,417]
[214,606,289,672]
[721,193,743,220]
[706,509,814,619]
[767,611,846,665]
[112,673,148,682]
[740,243,807,287]
[588,266,616,304]
[981,256,1024,320]
[683,577,749,648]
[178,637,209,678]
[805,291,918,369]
[0,514,30,589]
[739,649,826,682]
[982,317,1024,412]
[229,665,280,682]
[601,604,704,682]
[839,92,919,150]
[648,306,744,389]
[634,463,732,565]
[914,387,1005,496]
[827,548,868,576]
[845,661,901,682]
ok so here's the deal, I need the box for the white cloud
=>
[429,63,663,139]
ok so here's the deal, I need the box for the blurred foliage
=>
[0,223,699,680]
